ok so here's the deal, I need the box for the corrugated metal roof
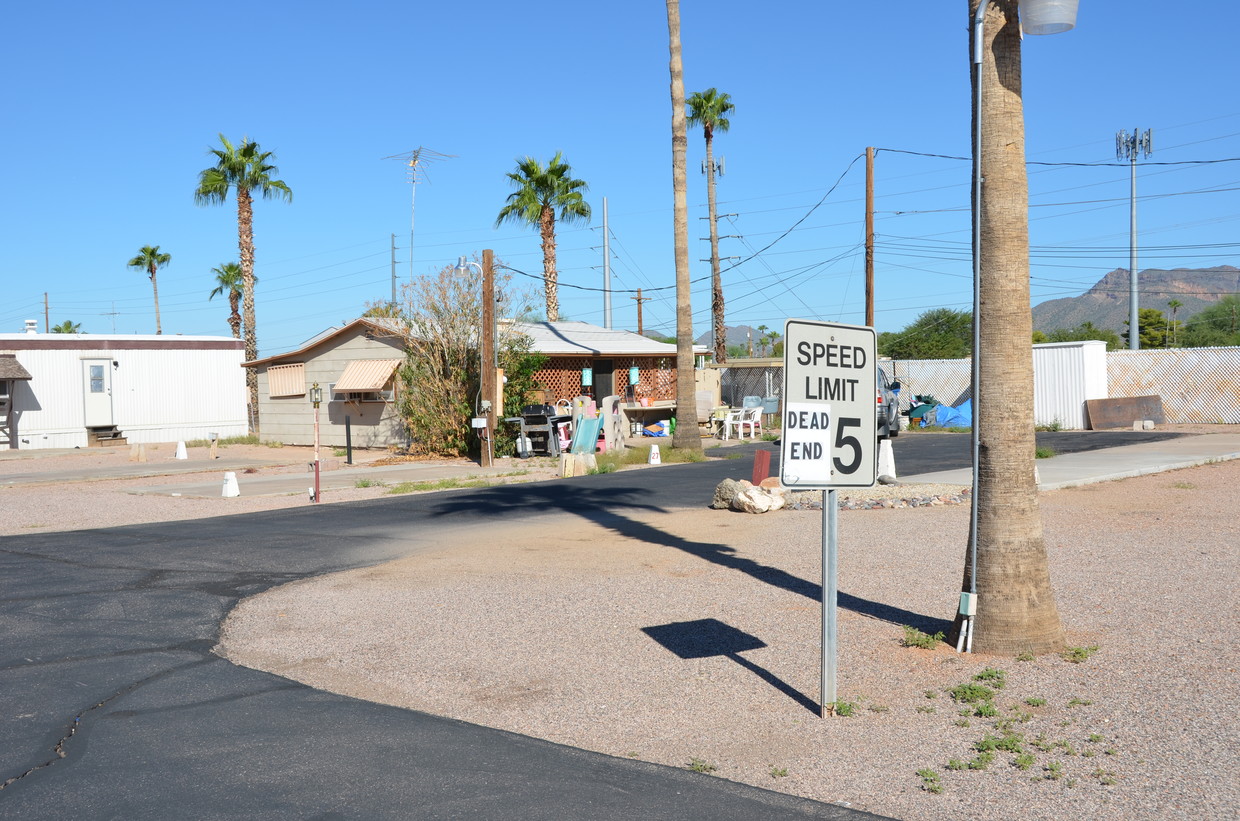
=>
[513,321,706,356]
[334,359,401,391]
[245,318,407,367]
[0,354,33,379]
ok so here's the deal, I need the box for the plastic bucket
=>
[1021,0,1078,35]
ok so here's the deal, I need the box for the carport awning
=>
[334,359,401,391]
[0,355,32,380]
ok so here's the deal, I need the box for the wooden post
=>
[481,249,496,468]
[865,146,875,328]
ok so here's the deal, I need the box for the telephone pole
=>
[602,197,612,328]
[632,288,650,335]
[865,147,875,328]
[390,233,397,305]
[1117,128,1152,349]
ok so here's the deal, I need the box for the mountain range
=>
[1031,266,1239,333]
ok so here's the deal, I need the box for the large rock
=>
[733,486,774,514]
[711,478,749,510]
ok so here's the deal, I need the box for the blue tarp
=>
[933,398,972,428]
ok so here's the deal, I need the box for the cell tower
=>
[383,146,456,287]
[1116,128,1152,349]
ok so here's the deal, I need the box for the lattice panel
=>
[1107,347,1240,423]
[532,356,678,403]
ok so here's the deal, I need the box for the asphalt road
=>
[0,430,1186,818]
[0,457,884,820]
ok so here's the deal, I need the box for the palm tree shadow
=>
[430,482,946,633]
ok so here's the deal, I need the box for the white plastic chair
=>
[722,406,763,440]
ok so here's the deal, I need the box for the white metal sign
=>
[780,319,877,489]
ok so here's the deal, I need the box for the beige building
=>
[245,318,406,448]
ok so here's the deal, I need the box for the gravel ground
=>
[218,458,1240,821]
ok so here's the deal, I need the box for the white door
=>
[82,359,113,427]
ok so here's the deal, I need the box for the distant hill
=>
[694,324,781,351]
[1032,266,1240,333]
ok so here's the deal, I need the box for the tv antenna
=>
[383,146,456,284]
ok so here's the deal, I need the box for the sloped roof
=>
[514,321,707,356]
[244,318,406,367]
[0,354,33,380]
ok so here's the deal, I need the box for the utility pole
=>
[101,302,119,333]
[602,197,612,328]
[703,153,726,362]
[865,147,875,328]
[390,233,397,306]
[43,293,49,333]
[480,250,497,469]
[632,288,650,335]
[1117,128,1152,349]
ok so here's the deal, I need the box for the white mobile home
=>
[0,326,246,450]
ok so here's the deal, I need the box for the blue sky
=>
[4,1,1238,355]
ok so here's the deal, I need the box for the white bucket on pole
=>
[222,472,240,498]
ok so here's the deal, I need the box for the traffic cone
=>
[174,441,188,460]
[649,444,661,465]
[222,472,240,498]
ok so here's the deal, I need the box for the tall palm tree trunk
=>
[237,186,260,433]
[539,206,559,322]
[228,291,242,339]
[705,130,726,363]
[149,265,162,335]
[960,0,1064,655]
[666,0,700,452]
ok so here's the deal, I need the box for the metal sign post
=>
[780,319,876,717]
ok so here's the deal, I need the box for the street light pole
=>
[455,252,498,468]
[964,0,1078,652]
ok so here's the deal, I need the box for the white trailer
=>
[0,328,246,450]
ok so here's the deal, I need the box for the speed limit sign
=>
[780,319,877,489]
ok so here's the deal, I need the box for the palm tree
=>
[687,87,734,364]
[665,0,700,453]
[495,153,591,322]
[51,320,81,334]
[208,262,250,340]
[957,0,1065,655]
[127,245,171,334]
[756,323,771,356]
[195,135,292,432]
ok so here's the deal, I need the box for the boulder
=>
[711,478,749,510]
[733,486,774,514]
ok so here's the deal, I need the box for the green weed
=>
[1025,697,1047,707]
[916,769,944,794]
[916,705,937,714]
[1061,645,1100,664]
[354,478,384,488]
[687,757,717,774]
[1013,753,1036,771]
[954,719,971,728]
[1015,651,1035,662]
[1035,446,1056,459]
[973,667,1006,688]
[769,766,789,779]
[387,478,491,494]
[831,700,858,717]
[901,626,945,649]
[1066,697,1094,708]
[1044,760,1065,780]
[948,683,995,704]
